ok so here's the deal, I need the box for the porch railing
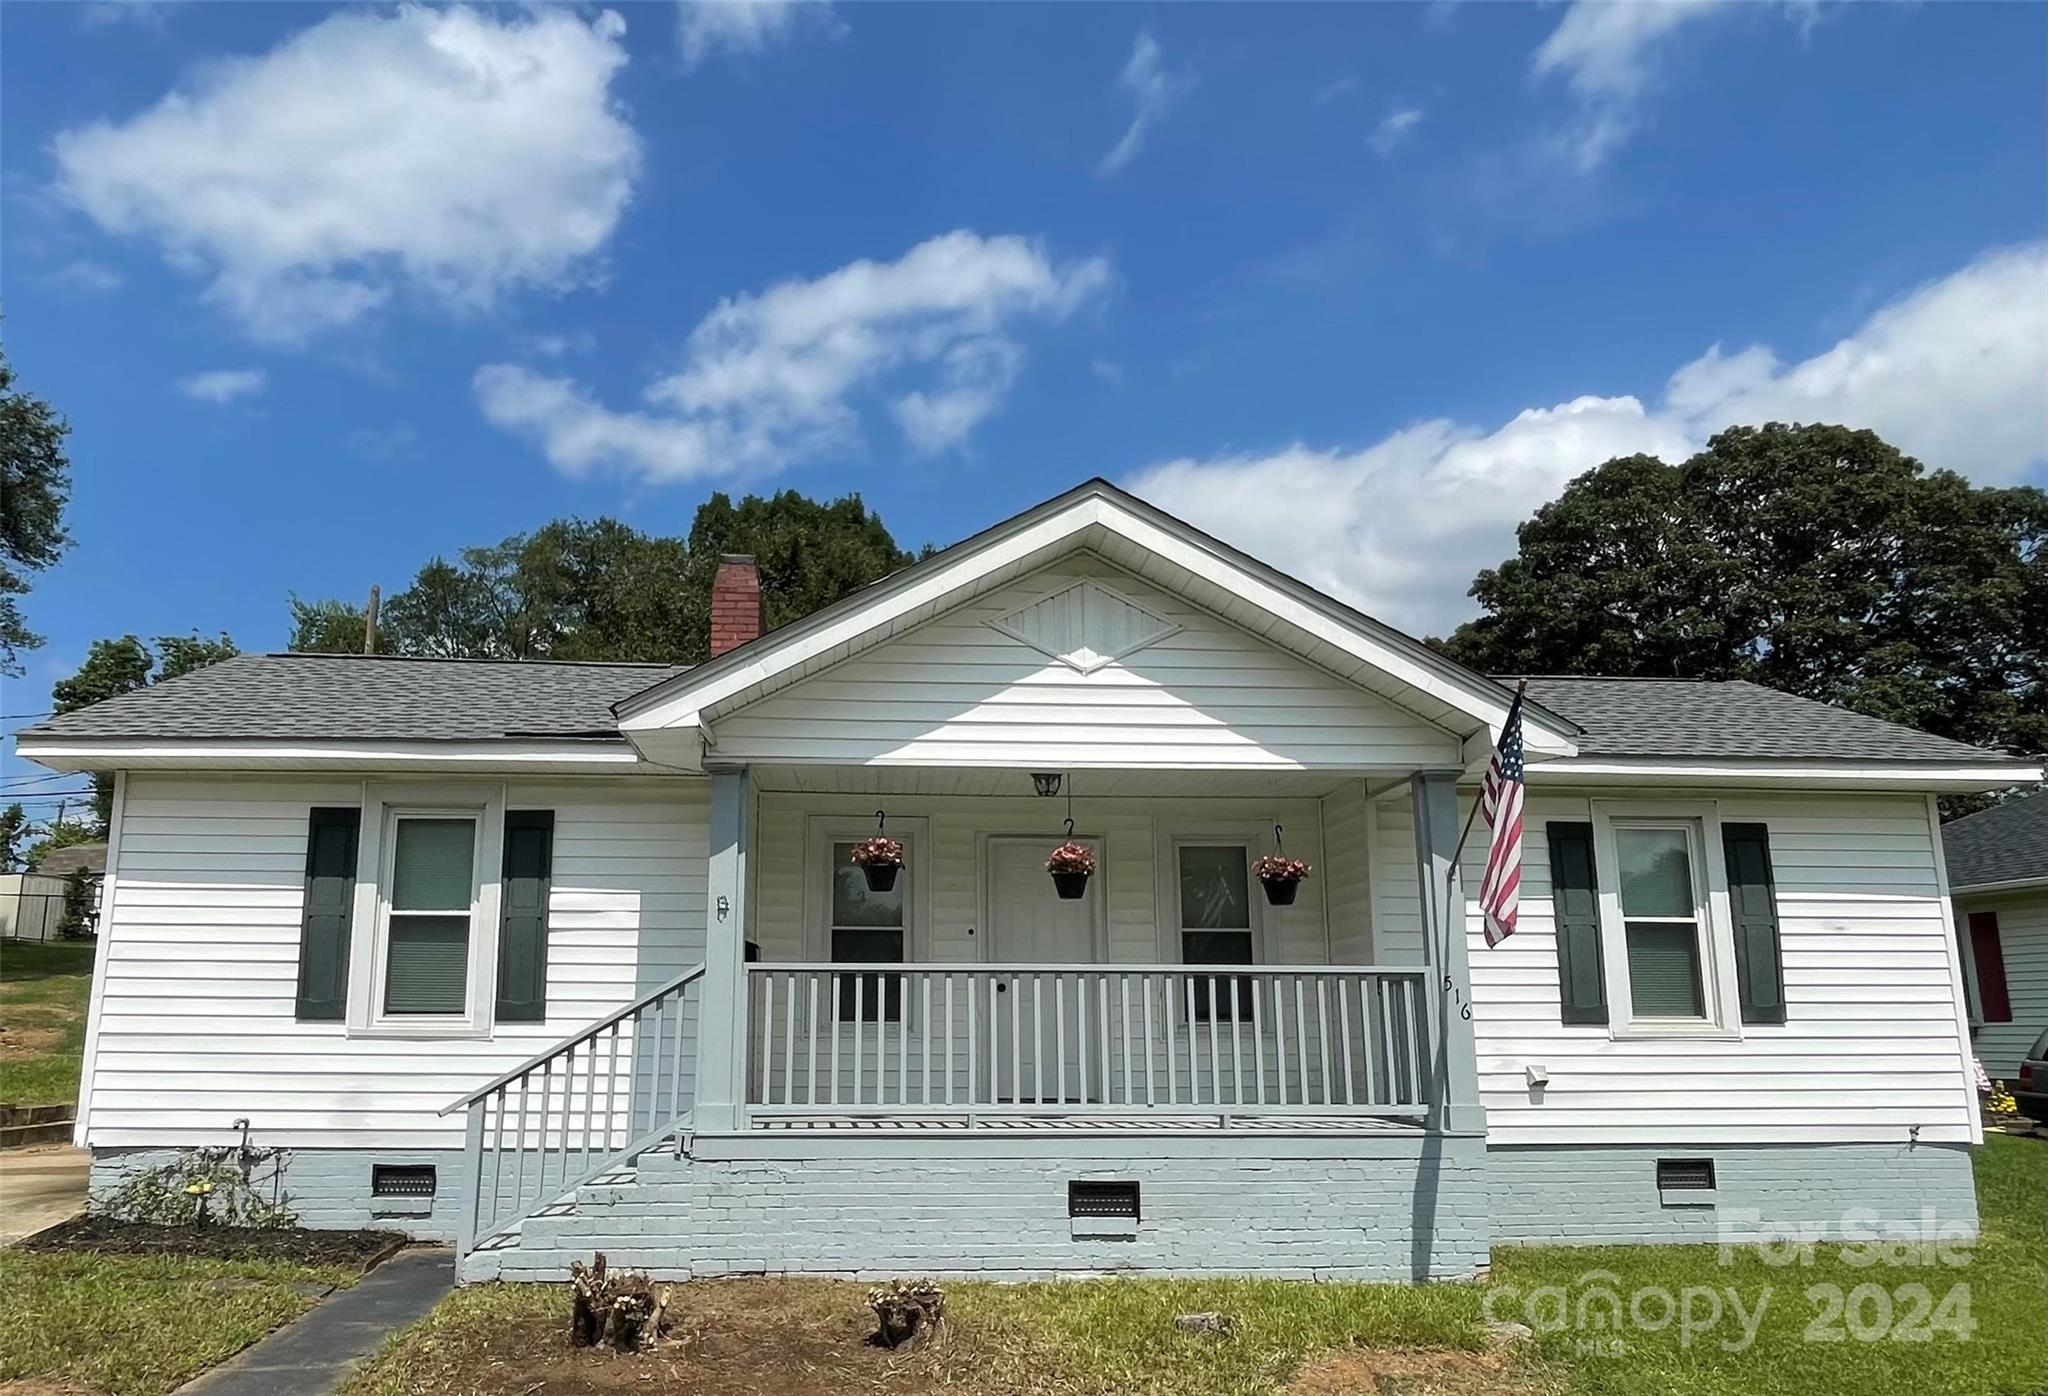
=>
[443,964,705,1255]
[745,964,1428,1124]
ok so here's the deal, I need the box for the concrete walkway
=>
[0,1143,89,1244]
[178,1246,456,1395]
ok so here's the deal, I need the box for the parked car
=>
[2016,1029,2048,1125]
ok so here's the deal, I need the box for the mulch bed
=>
[16,1216,407,1268]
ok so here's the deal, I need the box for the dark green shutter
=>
[494,811,555,1023]
[1722,822,1786,1025]
[1546,821,1608,1025]
[295,807,361,1022]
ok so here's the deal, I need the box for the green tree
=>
[287,595,368,653]
[0,342,74,673]
[0,802,30,871]
[295,491,916,665]
[1443,423,2048,759]
[51,632,240,827]
[24,816,98,870]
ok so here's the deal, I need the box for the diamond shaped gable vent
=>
[987,580,1180,674]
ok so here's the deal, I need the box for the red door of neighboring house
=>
[1967,911,2013,1023]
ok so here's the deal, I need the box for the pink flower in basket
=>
[1045,841,1097,875]
[1252,854,1312,883]
[848,836,905,868]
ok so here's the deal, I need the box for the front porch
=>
[448,765,1485,1261]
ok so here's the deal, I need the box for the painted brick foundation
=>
[89,1146,476,1242]
[470,1132,1494,1283]
[1487,1142,1979,1246]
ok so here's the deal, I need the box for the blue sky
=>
[3,0,2045,808]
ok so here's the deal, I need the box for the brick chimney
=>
[709,554,764,657]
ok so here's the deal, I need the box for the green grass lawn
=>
[0,1251,359,1396]
[346,1134,2046,1396]
[0,937,97,1106]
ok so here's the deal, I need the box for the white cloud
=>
[477,230,1111,482]
[49,260,123,292]
[1097,31,1193,177]
[54,5,639,343]
[1369,106,1424,156]
[676,0,839,67]
[179,368,267,403]
[1128,243,2048,636]
[1530,0,1740,169]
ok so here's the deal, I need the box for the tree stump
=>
[569,1252,671,1352]
[868,1278,946,1350]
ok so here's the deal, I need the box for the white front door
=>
[987,837,1101,1103]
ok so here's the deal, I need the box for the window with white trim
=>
[829,839,905,1023]
[1174,843,1256,1022]
[1591,806,1740,1035]
[1613,823,1706,1019]
[380,812,482,1016]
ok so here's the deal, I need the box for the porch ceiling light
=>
[1031,772,1063,797]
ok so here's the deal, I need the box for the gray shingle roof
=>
[18,653,687,743]
[17,655,2026,771]
[1518,677,2018,764]
[1941,790,2048,890]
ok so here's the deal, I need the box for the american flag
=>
[1477,686,1527,947]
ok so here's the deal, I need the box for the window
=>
[381,814,479,1017]
[831,840,904,1022]
[1614,824,1707,1019]
[1176,844,1255,1021]
[1966,912,2012,1024]
[1590,804,1741,1037]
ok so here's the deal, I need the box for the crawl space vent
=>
[1656,1158,1715,1192]
[372,1164,437,1197]
[1068,1180,1141,1220]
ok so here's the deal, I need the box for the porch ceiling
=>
[746,763,1373,798]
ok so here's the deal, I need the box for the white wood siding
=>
[1369,786,1978,1145]
[710,556,1463,770]
[85,773,706,1150]
[1958,888,2048,1078]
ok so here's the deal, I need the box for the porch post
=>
[1410,770,1485,1134]
[694,765,752,1133]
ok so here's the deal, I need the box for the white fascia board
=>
[1947,876,2048,897]
[1533,757,2043,792]
[13,737,680,775]
[620,486,1573,758]
[1097,505,1577,756]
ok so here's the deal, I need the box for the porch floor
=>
[748,1112,1426,1133]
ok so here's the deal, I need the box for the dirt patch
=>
[0,1026,66,1058]
[1285,1348,1548,1396]
[18,1216,406,1268]
[359,1277,980,1396]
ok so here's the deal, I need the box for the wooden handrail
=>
[441,963,706,1115]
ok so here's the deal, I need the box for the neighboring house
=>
[17,481,2038,1284]
[36,840,109,881]
[1942,790,2048,1080]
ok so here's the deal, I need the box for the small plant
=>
[1252,854,1312,906]
[849,834,906,892]
[92,1142,297,1229]
[58,868,97,939]
[1985,1080,2020,1118]
[848,835,905,868]
[1252,855,1312,883]
[1046,841,1095,900]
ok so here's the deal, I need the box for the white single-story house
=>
[18,481,2040,1283]
[1943,789,2048,1080]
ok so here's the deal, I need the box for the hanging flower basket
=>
[1252,854,1313,907]
[1046,841,1096,900]
[850,836,905,892]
